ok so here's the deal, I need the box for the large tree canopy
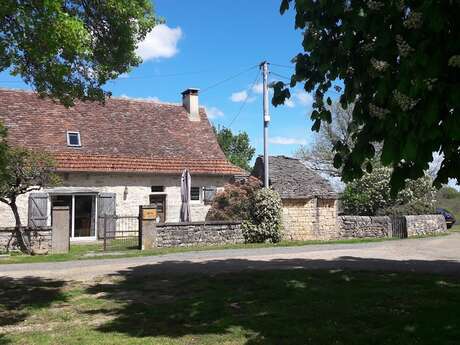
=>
[0,0,157,106]
[275,0,460,193]
[214,126,255,171]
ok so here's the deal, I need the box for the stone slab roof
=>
[252,155,337,199]
[0,88,243,175]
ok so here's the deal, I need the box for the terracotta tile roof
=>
[53,153,244,175]
[0,88,243,175]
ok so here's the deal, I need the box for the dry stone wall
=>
[405,215,447,237]
[0,227,52,253]
[338,216,392,239]
[155,221,243,247]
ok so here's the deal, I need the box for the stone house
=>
[0,88,242,241]
[252,156,338,240]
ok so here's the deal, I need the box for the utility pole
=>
[261,61,270,188]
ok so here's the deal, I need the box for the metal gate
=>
[100,215,140,251]
[391,216,408,239]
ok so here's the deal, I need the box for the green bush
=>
[342,167,437,216]
[242,188,283,243]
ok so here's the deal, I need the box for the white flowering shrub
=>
[342,167,436,216]
[242,188,283,243]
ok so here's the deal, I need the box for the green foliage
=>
[437,186,460,200]
[0,0,158,106]
[206,177,261,221]
[214,126,255,171]
[0,146,60,215]
[277,0,460,193]
[342,167,436,216]
[242,188,283,243]
[436,186,460,221]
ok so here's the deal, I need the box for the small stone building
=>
[252,156,338,240]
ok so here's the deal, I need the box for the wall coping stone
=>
[0,226,52,232]
[157,221,242,227]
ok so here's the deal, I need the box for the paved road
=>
[1,233,460,281]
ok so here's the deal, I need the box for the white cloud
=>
[118,94,161,102]
[136,24,182,61]
[269,136,307,145]
[205,106,224,119]
[252,82,264,94]
[230,90,255,103]
[285,98,295,108]
[295,90,314,107]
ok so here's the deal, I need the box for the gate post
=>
[139,205,157,250]
[51,206,70,254]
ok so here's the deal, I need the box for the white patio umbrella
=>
[180,169,192,222]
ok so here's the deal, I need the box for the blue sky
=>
[0,0,319,158]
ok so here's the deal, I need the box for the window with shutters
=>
[190,187,201,201]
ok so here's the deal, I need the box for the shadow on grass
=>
[0,276,67,329]
[86,257,460,345]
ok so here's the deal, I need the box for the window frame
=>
[190,186,201,202]
[66,131,81,147]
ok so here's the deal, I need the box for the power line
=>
[200,64,258,94]
[227,69,261,128]
[270,71,292,82]
[270,62,295,69]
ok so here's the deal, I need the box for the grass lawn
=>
[0,236,399,265]
[0,269,459,345]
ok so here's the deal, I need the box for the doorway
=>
[51,194,97,239]
[149,195,166,222]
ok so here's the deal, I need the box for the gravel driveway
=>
[2,233,460,281]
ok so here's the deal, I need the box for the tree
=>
[0,146,60,254]
[214,126,255,171]
[341,167,436,216]
[1,0,157,106]
[206,176,261,221]
[275,0,460,193]
[295,103,354,177]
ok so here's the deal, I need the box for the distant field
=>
[436,188,460,221]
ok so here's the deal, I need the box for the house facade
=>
[0,88,242,240]
[252,156,338,240]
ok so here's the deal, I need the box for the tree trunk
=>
[10,199,32,254]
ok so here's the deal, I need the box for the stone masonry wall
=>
[338,216,392,239]
[338,214,448,239]
[155,221,243,248]
[282,198,338,241]
[0,227,52,253]
[405,215,447,237]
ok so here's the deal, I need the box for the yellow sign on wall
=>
[142,208,157,220]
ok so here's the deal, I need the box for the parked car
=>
[436,208,456,228]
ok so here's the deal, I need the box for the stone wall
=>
[154,221,243,248]
[0,227,52,253]
[281,198,338,241]
[338,214,448,239]
[338,216,392,239]
[405,215,447,237]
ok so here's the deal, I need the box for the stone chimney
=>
[182,88,200,121]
